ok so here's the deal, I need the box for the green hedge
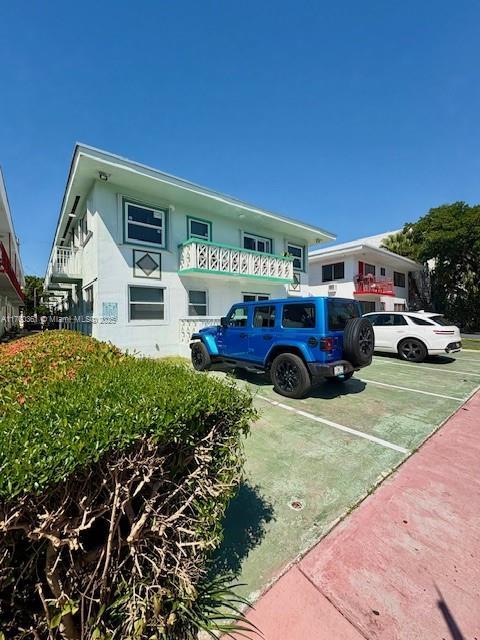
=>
[0,332,256,639]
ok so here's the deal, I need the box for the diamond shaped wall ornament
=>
[133,250,161,279]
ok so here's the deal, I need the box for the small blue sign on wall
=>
[102,302,118,321]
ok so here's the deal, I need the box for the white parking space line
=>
[378,360,480,377]
[359,378,464,402]
[257,395,409,454]
[452,357,480,364]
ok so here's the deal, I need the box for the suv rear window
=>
[408,316,434,326]
[328,300,359,331]
[282,303,316,329]
[430,315,454,326]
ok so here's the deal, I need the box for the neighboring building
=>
[0,168,25,336]
[308,231,422,313]
[45,144,335,356]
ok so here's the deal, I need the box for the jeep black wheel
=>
[271,353,311,399]
[343,318,374,367]
[191,342,211,371]
[398,338,427,363]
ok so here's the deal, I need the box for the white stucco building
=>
[0,168,25,336]
[45,144,335,356]
[308,231,422,313]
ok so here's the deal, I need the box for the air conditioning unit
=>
[328,284,337,291]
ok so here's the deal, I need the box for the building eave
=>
[309,243,423,270]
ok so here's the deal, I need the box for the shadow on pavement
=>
[435,585,466,640]
[374,352,457,365]
[209,481,275,579]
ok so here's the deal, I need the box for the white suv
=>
[363,311,461,362]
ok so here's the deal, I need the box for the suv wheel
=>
[271,353,311,399]
[343,318,374,367]
[398,338,427,363]
[191,342,211,371]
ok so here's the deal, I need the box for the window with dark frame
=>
[364,263,376,276]
[394,271,406,287]
[129,286,165,321]
[188,290,207,316]
[243,233,272,253]
[287,243,305,271]
[253,305,276,328]
[282,303,316,329]
[380,267,386,276]
[188,217,211,241]
[322,261,345,282]
[243,293,270,302]
[125,201,166,247]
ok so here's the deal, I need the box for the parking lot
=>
[212,350,480,601]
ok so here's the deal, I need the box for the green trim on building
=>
[178,267,292,283]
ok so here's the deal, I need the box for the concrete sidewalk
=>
[236,390,480,640]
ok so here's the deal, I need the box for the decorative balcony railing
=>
[0,241,24,300]
[46,247,82,285]
[179,316,222,343]
[354,274,394,296]
[179,239,294,282]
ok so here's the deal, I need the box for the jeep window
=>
[282,303,316,329]
[227,306,248,327]
[328,300,359,331]
[253,306,276,328]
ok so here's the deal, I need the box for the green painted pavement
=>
[212,351,480,601]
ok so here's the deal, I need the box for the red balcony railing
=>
[354,274,394,296]
[0,241,24,301]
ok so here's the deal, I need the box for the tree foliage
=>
[382,202,480,330]
[23,274,50,315]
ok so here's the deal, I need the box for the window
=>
[380,302,386,311]
[287,243,305,271]
[188,290,208,316]
[409,315,434,326]
[243,233,271,253]
[394,271,406,288]
[394,303,406,311]
[364,263,376,276]
[380,267,386,277]
[227,306,248,327]
[84,285,94,314]
[125,201,166,247]
[243,293,270,302]
[360,301,376,314]
[430,315,454,326]
[327,300,359,331]
[282,303,316,329]
[253,305,276,328]
[80,215,90,245]
[371,314,407,326]
[129,286,165,321]
[188,217,211,241]
[322,262,345,282]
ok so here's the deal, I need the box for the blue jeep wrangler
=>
[190,297,374,399]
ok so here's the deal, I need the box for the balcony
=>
[46,247,82,288]
[179,239,294,283]
[0,241,24,301]
[354,274,394,297]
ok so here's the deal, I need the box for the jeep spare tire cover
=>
[343,317,374,367]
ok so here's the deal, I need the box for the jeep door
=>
[247,304,277,363]
[217,305,250,359]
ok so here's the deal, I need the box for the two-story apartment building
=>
[0,167,25,336]
[308,231,422,313]
[45,144,335,356]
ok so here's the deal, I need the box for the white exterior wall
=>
[308,252,409,312]
[68,181,311,357]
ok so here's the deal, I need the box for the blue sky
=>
[1,1,479,276]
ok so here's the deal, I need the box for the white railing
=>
[179,240,293,281]
[46,247,82,284]
[179,316,222,343]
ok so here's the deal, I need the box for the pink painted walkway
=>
[235,390,480,640]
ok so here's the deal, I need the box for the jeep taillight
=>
[319,337,334,351]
